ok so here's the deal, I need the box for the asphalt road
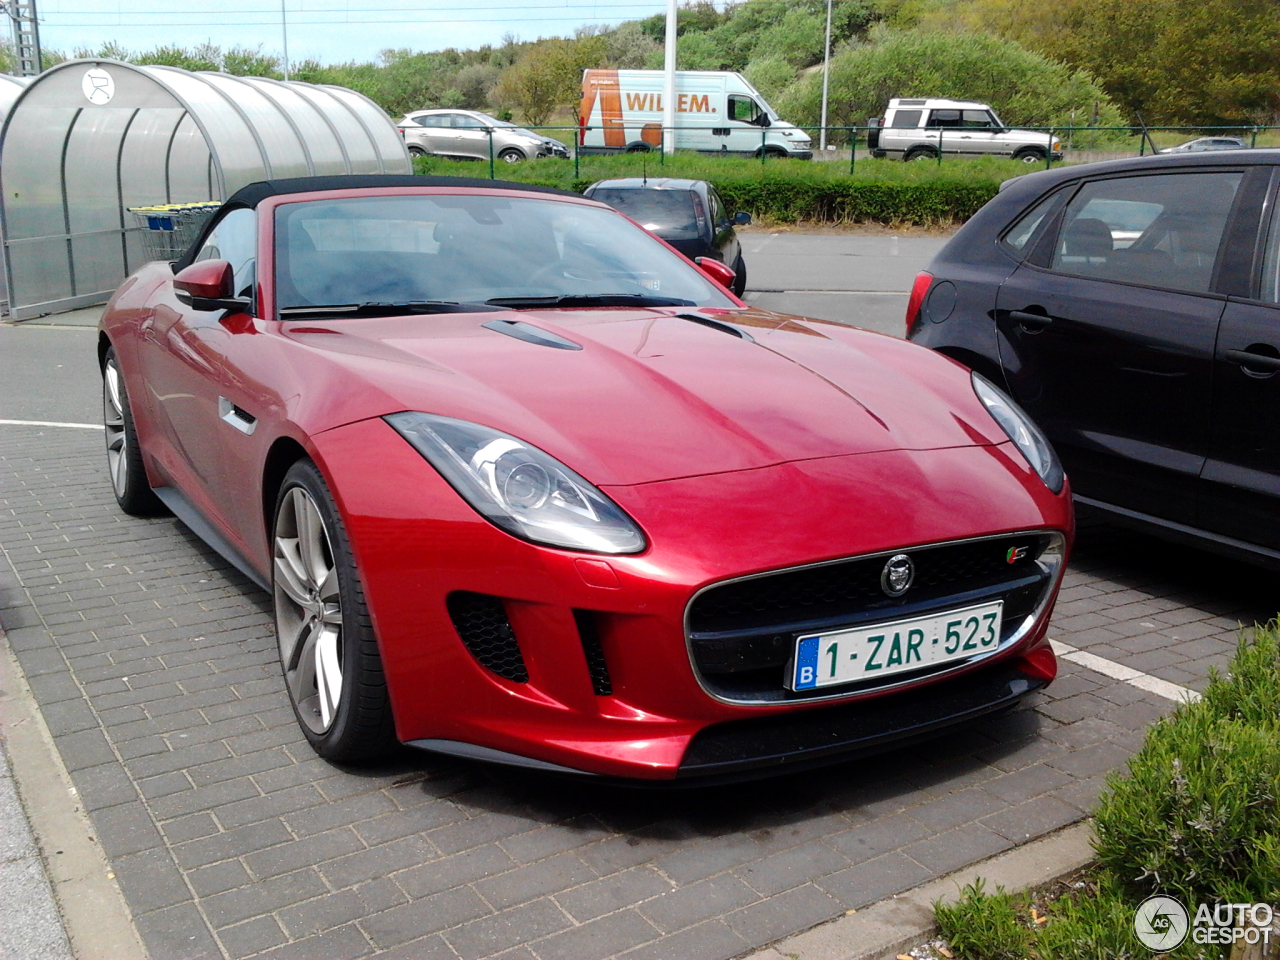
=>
[1,235,1275,960]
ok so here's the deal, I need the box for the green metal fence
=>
[451,124,1280,179]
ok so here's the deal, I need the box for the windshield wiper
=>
[279,300,499,318]
[484,294,696,309]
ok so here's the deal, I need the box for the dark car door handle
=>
[1224,348,1280,372]
[1008,310,1053,330]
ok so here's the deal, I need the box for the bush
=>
[1093,625,1280,906]
[775,29,1127,137]
[935,879,1033,960]
[410,151,1022,226]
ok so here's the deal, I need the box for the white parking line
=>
[1051,639,1201,703]
[0,419,103,430]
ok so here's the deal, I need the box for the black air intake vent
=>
[573,609,612,696]
[446,591,528,682]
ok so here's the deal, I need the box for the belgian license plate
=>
[790,601,1004,691]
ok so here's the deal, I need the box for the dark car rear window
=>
[589,189,700,240]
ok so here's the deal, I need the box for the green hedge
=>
[410,152,1021,226]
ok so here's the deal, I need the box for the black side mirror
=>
[758,115,771,128]
[733,211,752,225]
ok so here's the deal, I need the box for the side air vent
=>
[676,313,755,342]
[573,609,612,695]
[446,592,528,682]
[482,319,583,350]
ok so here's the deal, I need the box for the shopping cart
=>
[127,202,222,261]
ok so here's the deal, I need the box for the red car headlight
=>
[384,412,647,554]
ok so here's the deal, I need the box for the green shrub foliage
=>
[411,152,1016,226]
[1093,625,1280,906]
[776,30,1126,135]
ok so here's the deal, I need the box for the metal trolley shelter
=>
[0,60,411,319]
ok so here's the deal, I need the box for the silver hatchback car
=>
[397,109,569,163]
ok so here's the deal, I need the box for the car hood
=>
[282,307,1007,486]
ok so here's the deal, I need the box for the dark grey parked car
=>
[907,150,1280,569]
[583,178,751,296]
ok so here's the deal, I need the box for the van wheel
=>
[625,142,652,153]
[904,148,936,162]
[1015,148,1047,164]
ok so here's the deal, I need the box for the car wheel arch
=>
[261,436,311,544]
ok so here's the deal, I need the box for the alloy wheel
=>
[102,358,129,498]
[273,486,345,734]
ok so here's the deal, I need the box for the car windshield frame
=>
[269,191,736,319]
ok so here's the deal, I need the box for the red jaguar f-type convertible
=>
[99,175,1071,781]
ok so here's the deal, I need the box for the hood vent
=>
[482,319,582,351]
[676,313,755,343]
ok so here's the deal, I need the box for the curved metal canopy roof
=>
[0,60,411,319]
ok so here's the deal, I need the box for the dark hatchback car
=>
[908,150,1280,569]
[584,178,751,296]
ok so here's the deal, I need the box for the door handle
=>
[1224,348,1280,373]
[1008,310,1053,331]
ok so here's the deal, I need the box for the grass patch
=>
[931,621,1280,960]
[410,151,1030,226]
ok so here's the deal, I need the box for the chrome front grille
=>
[685,532,1065,704]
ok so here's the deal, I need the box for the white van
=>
[579,70,812,159]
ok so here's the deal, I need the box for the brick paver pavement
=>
[1,425,1274,960]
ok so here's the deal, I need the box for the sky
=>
[35,0,673,66]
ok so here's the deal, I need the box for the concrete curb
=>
[0,625,149,960]
[740,820,1096,960]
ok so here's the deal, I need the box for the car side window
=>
[194,207,256,301]
[728,96,763,124]
[1049,172,1242,294]
[1000,191,1062,258]
[927,110,962,128]
[708,189,726,228]
[1259,193,1280,304]
[888,110,922,129]
[961,110,996,129]
[419,115,448,128]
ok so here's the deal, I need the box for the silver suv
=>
[869,98,1061,164]
[397,109,569,163]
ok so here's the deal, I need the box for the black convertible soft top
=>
[225,174,580,209]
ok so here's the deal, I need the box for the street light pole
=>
[281,0,291,80]
[661,0,677,156]
[818,0,833,151]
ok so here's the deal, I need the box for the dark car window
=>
[889,110,922,129]
[274,194,733,310]
[588,189,701,240]
[1000,191,1062,257]
[1260,195,1280,304]
[927,110,962,128]
[708,188,726,228]
[961,110,997,128]
[195,206,256,300]
[728,96,763,124]
[1049,172,1242,294]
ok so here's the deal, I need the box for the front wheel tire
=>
[499,148,525,164]
[102,347,164,516]
[731,253,747,297]
[1016,149,1047,164]
[273,459,394,763]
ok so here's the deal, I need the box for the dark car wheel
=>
[499,148,525,164]
[731,253,747,297]
[1015,148,1046,164]
[905,147,936,162]
[407,145,426,158]
[273,459,394,763]
[102,347,165,516]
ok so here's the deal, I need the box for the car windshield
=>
[588,189,700,240]
[273,194,733,315]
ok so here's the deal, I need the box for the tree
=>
[1055,0,1280,125]
[775,30,1125,133]
[493,37,606,124]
